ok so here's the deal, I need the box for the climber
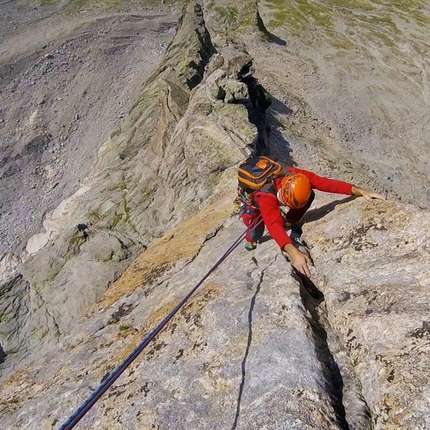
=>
[240,163,386,277]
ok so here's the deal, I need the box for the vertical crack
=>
[319,309,373,430]
[232,268,266,429]
[184,3,217,90]
[293,271,350,429]
[293,270,372,429]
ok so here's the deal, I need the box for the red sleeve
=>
[286,166,353,195]
[253,191,293,249]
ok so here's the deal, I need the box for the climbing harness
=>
[58,215,262,430]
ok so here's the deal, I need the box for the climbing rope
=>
[58,214,262,430]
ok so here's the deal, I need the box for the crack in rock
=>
[294,268,372,429]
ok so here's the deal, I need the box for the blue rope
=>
[58,215,261,430]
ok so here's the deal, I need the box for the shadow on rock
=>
[304,196,356,224]
[270,97,293,116]
[292,268,324,302]
[267,32,286,46]
[0,344,6,365]
[266,98,294,165]
[256,10,286,46]
[257,234,272,245]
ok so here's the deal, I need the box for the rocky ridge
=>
[0,1,178,255]
[0,0,263,374]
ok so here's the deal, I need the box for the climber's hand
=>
[352,186,386,201]
[283,244,313,277]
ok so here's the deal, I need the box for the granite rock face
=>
[0,199,350,429]
[1,196,429,430]
[305,196,430,429]
[0,1,429,429]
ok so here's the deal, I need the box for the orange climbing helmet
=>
[277,173,312,209]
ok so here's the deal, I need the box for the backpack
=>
[235,156,288,209]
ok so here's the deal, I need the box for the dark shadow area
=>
[270,98,293,116]
[266,111,295,166]
[303,196,357,224]
[256,9,287,46]
[267,33,287,46]
[265,95,295,165]
[0,343,6,365]
[185,3,217,90]
[257,234,272,245]
[237,65,295,163]
[292,268,324,301]
[232,272,263,429]
[293,270,349,429]
[238,62,271,158]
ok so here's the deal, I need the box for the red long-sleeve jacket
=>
[252,166,353,249]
